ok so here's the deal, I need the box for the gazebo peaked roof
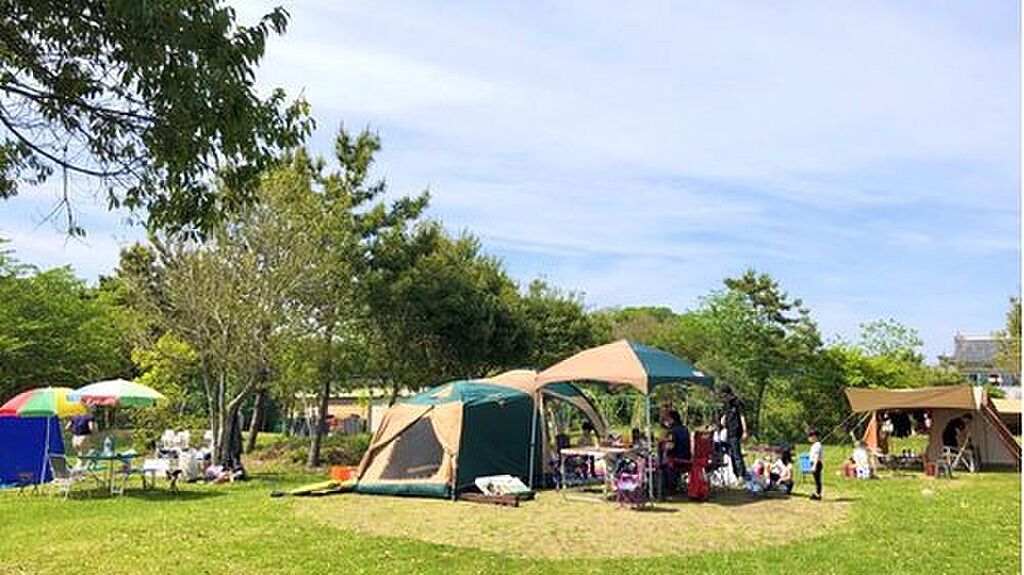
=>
[534,339,713,395]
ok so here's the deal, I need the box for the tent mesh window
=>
[380,416,444,480]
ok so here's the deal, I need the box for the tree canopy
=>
[0,240,129,399]
[995,296,1021,380]
[0,0,309,235]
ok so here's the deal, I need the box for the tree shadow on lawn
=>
[107,488,227,502]
[633,505,678,513]
[665,489,860,507]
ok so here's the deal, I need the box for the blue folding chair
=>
[798,453,813,483]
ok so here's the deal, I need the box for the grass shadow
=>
[121,488,227,502]
[702,489,785,507]
[634,505,678,513]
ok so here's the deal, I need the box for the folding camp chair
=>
[113,457,145,495]
[48,454,88,498]
[949,431,977,473]
[798,453,813,483]
[939,445,975,476]
[933,450,954,479]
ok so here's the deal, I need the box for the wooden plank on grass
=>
[458,493,520,507]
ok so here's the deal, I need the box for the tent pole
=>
[645,394,653,503]
[40,415,51,485]
[528,392,539,489]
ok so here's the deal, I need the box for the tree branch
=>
[0,110,135,178]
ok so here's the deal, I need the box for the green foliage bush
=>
[128,334,206,452]
[252,433,370,467]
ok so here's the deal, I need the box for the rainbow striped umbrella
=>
[70,379,164,407]
[0,387,86,418]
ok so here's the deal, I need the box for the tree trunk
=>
[754,375,768,437]
[216,402,245,469]
[245,388,266,454]
[388,376,401,406]
[308,325,335,468]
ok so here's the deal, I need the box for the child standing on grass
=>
[808,429,823,500]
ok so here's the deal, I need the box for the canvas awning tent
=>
[845,386,1021,469]
[483,369,607,486]
[355,381,536,499]
[992,398,1021,434]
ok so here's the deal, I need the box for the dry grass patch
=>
[294,489,850,558]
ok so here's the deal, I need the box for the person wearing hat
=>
[718,385,748,484]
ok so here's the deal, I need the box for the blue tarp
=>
[0,417,64,484]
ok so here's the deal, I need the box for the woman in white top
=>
[771,449,795,494]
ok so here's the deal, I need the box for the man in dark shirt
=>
[67,412,94,452]
[666,410,691,461]
[659,409,691,492]
[719,385,747,482]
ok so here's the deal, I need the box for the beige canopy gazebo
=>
[533,340,714,498]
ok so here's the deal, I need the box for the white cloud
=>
[251,1,1017,205]
[0,0,1016,362]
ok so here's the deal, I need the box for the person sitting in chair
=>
[770,448,795,494]
[941,414,976,472]
[852,441,873,479]
[659,410,691,492]
[942,414,972,449]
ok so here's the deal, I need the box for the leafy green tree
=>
[722,270,821,436]
[858,318,924,363]
[995,296,1021,380]
[363,223,532,399]
[665,271,820,439]
[522,280,609,368]
[0,240,130,398]
[592,306,678,347]
[281,130,427,467]
[0,0,310,235]
[126,182,316,467]
[129,333,205,450]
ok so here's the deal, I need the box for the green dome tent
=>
[355,381,536,499]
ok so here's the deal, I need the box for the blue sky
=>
[1,1,1020,361]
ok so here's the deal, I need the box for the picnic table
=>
[558,445,640,501]
[77,452,140,496]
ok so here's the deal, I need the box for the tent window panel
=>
[380,416,445,480]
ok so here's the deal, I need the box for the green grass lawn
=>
[0,446,1019,574]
